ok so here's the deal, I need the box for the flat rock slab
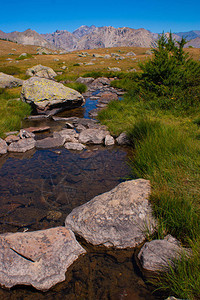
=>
[24,126,50,133]
[0,72,23,88]
[36,136,65,149]
[21,77,84,113]
[137,235,189,272]
[65,179,156,249]
[8,138,36,153]
[0,227,86,290]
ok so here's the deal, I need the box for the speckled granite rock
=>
[0,72,23,88]
[65,179,156,249]
[0,227,86,291]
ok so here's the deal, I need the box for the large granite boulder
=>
[21,77,84,114]
[137,235,190,272]
[0,138,7,155]
[8,138,36,152]
[0,72,23,88]
[65,179,156,249]
[0,227,86,290]
[79,128,109,144]
[26,65,57,80]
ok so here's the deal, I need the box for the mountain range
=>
[0,26,200,50]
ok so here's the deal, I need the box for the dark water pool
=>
[0,93,162,299]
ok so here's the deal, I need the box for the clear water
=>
[0,93,162,299]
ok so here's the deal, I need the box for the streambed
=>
[0,92,162,299]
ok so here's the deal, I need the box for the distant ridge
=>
[0,26,199,50]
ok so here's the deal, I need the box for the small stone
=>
[5,135,20,144]
[105,135,115,146]
[116,132,129,145]
[64,142,86,151]
[0,138,7,155]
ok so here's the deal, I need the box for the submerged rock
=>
[0,72,23,88]
[21,77,84,114]
[65,179,156,249]
[0,227,86,290]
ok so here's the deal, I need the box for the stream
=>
[0,91,163,300]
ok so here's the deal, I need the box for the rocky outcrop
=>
[137,235,190,272]
[26,65,57,79]
[0,72,23,88]
[0,227,86,290]
[65,179,156,249]
[21,77,84,114]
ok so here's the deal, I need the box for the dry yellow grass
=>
[0,40,199,80]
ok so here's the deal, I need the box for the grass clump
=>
[0,65,22,75]
[64,82,87,94]
[0,88,31,137]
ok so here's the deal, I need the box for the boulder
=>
[116,132,130,145]
[137,235,190,272]
[79,128,109,144]
[21,77,84,114]
[36,136,65,149]
[8,138,36,153]
[65,179,156,249]
[0,138,7,155]
[0,227,86,290]
[0,72,23,88]
[64,142,86,151]
[26,65,57,79]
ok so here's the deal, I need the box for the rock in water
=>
[0,227,86,290]
[79,128,109,144]
[21,77,84,114]
[65,179,156,249]
[0,72,23,88]
[0,138,7,155]
[26,65,57,79]
[8,138,36,152]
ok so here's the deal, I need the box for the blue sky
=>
[1,0,200,33]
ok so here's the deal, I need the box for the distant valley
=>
[0,25,200,50]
